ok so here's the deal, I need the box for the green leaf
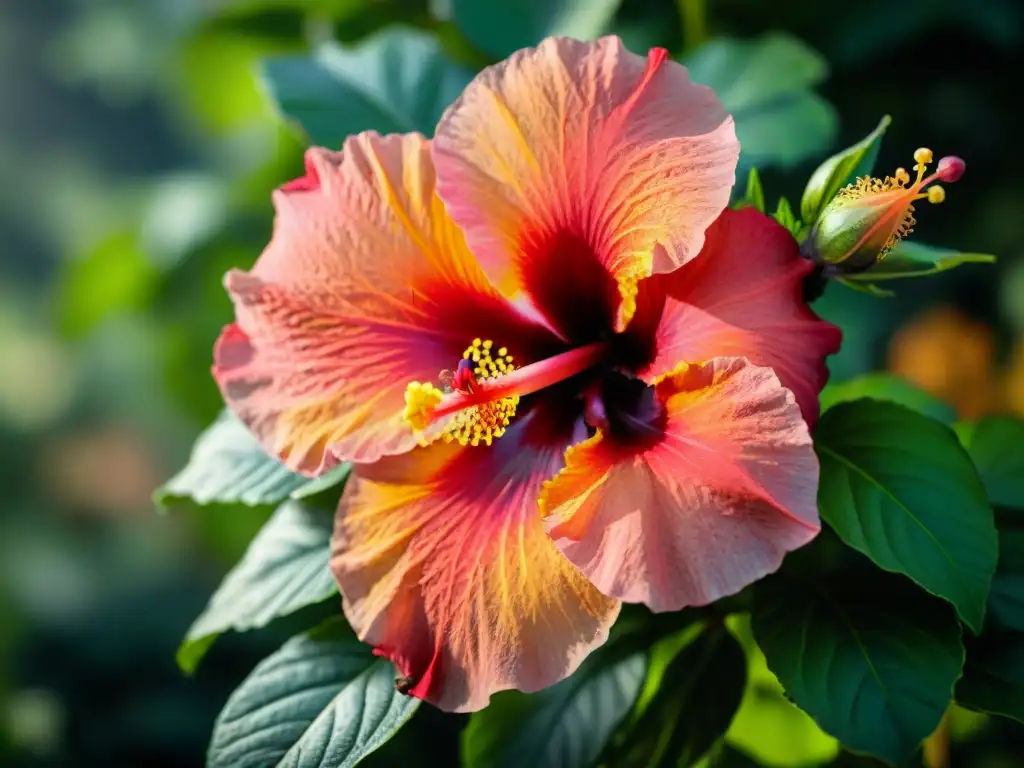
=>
[291,462,352,510]
[178,500,337,673]
[753,567,964,765]
[800,115,891,225]
[724,616,839,768]
[771,197,800,237]
[212,0,370,20]
[461,642,645,768]
[261,27,474,144]
[735,167,765,212]
[685,33,837,170]
[815,400,997,633]
[156,410,308,509]
[956,416,1024,509]
[837,278,895,297]
[602,625,746,768]
[208,617,418,767]
[990,527,1024,632]
[56,230,157,339]
[451,0,621,60]
[820,373,956,424]
[842,241,996,283]
[956,628,1024,723]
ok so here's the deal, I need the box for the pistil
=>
[403,342,609,445]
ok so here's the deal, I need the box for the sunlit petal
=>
[433,36,739,335]
[631,208,842,424]
[331,398,619,712]
[214,133,561,474]
[542,358,820,612]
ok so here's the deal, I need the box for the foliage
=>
[159,48,1015,759]
[208,617,420,767]
[799,115,890,226]
[262,28,475,144]
[18,0,1012,766]
[755,558,964,765]
[815,399,997,633]
[684,32,837,174]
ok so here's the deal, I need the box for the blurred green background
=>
[1,0,1022,765]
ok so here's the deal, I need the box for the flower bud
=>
[802,149,965,274]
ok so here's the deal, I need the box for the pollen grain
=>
[834,147,952,262]
[403,381,444,432]
[402,338,520,447]
[446,338,519,446]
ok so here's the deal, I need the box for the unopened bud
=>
[803,149,964,274]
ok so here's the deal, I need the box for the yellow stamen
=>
[445,339,518,446]
[403,381,444,432]
[831,147,948,263]
[403,338,520,447]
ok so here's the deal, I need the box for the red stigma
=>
[454,359,476,393]
[936,156,966,183]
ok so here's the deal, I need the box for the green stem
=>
[677,0,709,52]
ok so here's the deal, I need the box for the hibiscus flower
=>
[213,36,842,712]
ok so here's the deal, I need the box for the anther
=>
[407,338,520,447]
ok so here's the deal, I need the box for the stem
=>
[677,0,708,52]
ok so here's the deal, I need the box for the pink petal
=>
[214,132,561,474]
[433,36,739,335]
[331,398,619,712]
[631,208,842,424]
[542,358,820,613]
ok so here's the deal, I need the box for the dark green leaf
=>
[820,373,956,424]
[461,642,645,768]
[451,0,620,60]
[735,93,836,172]
[262,28,474,144]
[724,616,839,767]
[208,618,418,767]
[842,241,996,283]
[800,115,891,225]
[603,625,746,768]
[178,500,337,673]
[990,528,1024,632]
[156,411,308,509]
[956,627,1024,723]
[957,416,1024,509]
[685,34,837,170]
[753,567,964,765]
[815,400,997,633]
